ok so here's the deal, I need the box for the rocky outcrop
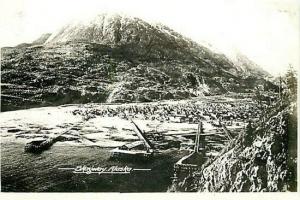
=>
[174,101,297,192]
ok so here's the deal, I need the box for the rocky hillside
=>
[1,13,275,111]
[172,99,297,192]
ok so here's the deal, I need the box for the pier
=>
[173,122,206,181]
[110,120,155,160]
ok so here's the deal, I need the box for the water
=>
[1,142,183,192]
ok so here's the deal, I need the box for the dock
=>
[110,120,155,160]
[173,122,206,180]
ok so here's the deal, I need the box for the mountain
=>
[32,33,52,45]
[231,51,271,78]
[1,13,276,111]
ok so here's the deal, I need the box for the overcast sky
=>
[0,0,299,76]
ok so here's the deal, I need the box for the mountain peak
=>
[45,13,150,45]
[45,13,206,63]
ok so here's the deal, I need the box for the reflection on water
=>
[1,142,181,192]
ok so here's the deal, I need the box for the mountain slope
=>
[1,13,275,111]
[172,99,297,192]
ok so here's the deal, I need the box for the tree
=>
[284,64,297,101]
[243,121,255,147]
[254,85,264,108]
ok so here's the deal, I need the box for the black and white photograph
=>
[0,0,299,197]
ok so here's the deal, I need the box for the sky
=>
[0,0,299,76]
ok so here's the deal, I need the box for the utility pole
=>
[279,75,283,107]
[279,75,281,100]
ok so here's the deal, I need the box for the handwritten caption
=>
[58,165,151,175]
